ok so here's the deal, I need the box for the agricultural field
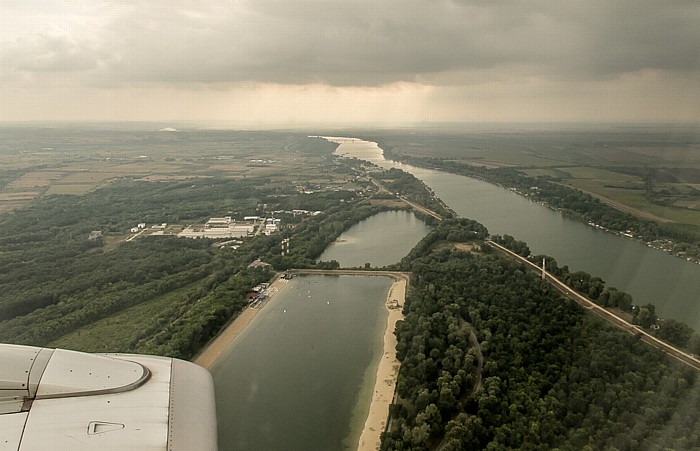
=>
[0,126,345,211]
[369,125,700,225]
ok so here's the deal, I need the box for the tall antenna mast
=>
[542,258,546,280]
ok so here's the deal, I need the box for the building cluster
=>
[130,223,147,233]
[264,218,281,234]
[245,282,274,308]
[179,216,256,239]
[124,213,294,241]
[129,223,167,233]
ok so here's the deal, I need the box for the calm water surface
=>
[330,137,700,330]
[211,275,393,451]
[212,205,431,450]
[318,210,432,268]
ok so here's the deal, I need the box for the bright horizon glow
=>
[0,1,698,126]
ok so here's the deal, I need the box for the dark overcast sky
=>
[1,1,698,125]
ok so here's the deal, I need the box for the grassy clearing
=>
[570,179,700,226]
[676,199,700,209]
[0,192,40,211]
[624,145,700,165]
[452,242,482,253]
[463,150,568,167]
[7,171,65,189]
[0,192,39,200]
[521,168,574,178]
[49,284,195,353]
[563,166,641,182]
[111,162,178,174]
[136,174,210,182]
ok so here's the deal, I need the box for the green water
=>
[211,275,393,451]
[318,210,432,268]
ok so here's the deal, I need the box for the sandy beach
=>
[193,276,288,369]
[357,277,407,451]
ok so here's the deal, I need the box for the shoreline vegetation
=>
[192,274,287,369]
[192,271,409,451]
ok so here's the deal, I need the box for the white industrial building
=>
[205,217,232,229]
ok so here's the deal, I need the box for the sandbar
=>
[357,277,406,451]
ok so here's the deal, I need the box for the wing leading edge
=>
[0,344,217,451]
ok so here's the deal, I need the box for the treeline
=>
[382,220,700,450]
[0,238,220,345]
[382,151,700,261]
[132,265,273,359]
[374,168,455,220]
[493,234,700,353]
[0,177,264,237]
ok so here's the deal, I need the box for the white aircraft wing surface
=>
[0,344,217,451]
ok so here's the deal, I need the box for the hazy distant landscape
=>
[366,125,700,225]
[2,1,699,449]
[4,124,700,351]
[2,125,700,449]
[5,124,700,225]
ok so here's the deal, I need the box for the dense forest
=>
[382,219,700,450]
[492,234,700,354]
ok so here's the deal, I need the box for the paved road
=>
[397,196,443,221]
[486,240,700,372]
[369,177,444,221]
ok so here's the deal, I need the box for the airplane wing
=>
[0,344,217,451]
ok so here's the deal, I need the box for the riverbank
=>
[193,275,287,369]
[357,277,406,451]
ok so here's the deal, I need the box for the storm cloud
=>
[2,1,697,86]
[0,0,698,123]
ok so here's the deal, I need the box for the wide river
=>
[329,137,700,331]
